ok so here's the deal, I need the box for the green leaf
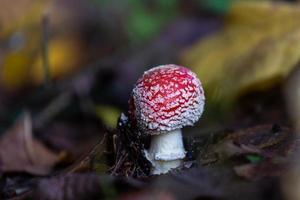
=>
[246,154,263,164]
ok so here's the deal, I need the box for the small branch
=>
[34,92,73,130]
[41,12,51,87]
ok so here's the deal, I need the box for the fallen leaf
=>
[0,0,108,90]
[151,168,223,200]
[181,1,300,107]
[246,154,263,164]
[31,36,84,85]
[118,190,175,200]
[215,140,264,159]
[32,173,146,200]
[234,160,287,180]
[95,105,121,128]
[32,173,103,200]
[0,112,59,175]
[197,124,296,165]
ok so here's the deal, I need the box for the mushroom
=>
[130,64,205,175]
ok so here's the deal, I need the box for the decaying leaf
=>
[192,124,297,181]
[150,168,223,200]
[234,160,287,180]
[0,112,59,175]
[67,133,109,174]
[31,173,147,200]
[197,124,296,165]
[32,173,103,200]
[119,191,175,200]
[182,1,300,106]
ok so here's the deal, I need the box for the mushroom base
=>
[144,129,186,175]
[149,159,183,175]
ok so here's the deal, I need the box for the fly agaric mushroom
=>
[130,64,205,175]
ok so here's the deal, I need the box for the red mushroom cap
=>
[131,64,205,134]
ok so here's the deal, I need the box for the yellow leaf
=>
[95,105,121,128]
[31,37,83,85]
[1,52,33,89]
[0,29,40,90]
[0,0,47,39]
[182,1,300,106]
[0,0,85,90]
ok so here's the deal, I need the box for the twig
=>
[41,12,51,87]
[23,112,35,165]
[34,92,73,129]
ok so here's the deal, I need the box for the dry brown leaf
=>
[197,124,295,165]
[33,173,103,200]
[234,161,286,180]
[0,112,59,175]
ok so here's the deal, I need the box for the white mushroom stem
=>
[144,129,186,175]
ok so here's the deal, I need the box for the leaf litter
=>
[1,1,300,200]
[0,112,59,175]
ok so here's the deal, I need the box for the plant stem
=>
[42,13,51,87]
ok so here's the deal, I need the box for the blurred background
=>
[1,0,300,128]
[1,0,300,199]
